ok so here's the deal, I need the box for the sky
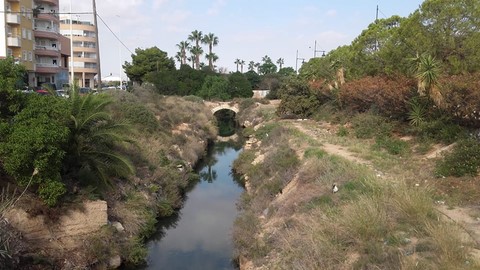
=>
[59,0,425,80]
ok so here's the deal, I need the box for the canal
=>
[145,141,244,269]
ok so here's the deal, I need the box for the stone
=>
[108,255,122,269]
[111,221,125,232]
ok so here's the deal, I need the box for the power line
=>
[0,11,93,15]
[96,13,133,55]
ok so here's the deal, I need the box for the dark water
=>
[145,142,243,270]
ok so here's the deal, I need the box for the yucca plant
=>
[412,54,443,108]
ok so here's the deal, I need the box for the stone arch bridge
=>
[205,101,240,114]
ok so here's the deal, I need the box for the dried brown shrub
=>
[339,75,416,119]
[441,73,480,127]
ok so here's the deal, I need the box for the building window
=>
[7,49,13,57]
[22,28,26,39]
[27,30,32,40]
[27,9,32,19]
[28,51,33,62]
[21,7,25,17]
[22,51,27,61]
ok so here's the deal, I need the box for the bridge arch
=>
[211,104,239,114]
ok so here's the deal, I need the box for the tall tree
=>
[234,59,241,72]
[248,61,255,71]
[276,58,284,69]
[205,53,219,70]
[176,41,190,65]
[259,55,277,75]
[240,60,245,73]
[202,33,219,71]
[124,47,175,85]
[188,30,203,69]
[190,45,204,70]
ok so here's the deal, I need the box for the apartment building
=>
[60,17,98,88]
[33,0,69,88]
[0,0,35,83]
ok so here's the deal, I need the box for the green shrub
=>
[435,137,480,177]
[239,98,256,110]
[416,118,465,144]
[304,147,327,159]
[373,136,409,155]
[0,95,70,206]
[351,113,393,139]
[123,102,159,132]
[336,126,349,137]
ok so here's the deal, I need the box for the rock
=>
[5,200,108,246]
[108,255,122,269]
[111,221,125,232]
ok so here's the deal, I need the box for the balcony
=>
[6,14,21,24]
[37,12,59,22]
[34,0,58,6]
[7,37,21,47]
[34,29,58,40]
[36,65,59,74]
[35,46,60,57]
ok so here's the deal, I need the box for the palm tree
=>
[205,52,219,70]
[234,59,241,72]
[240,60,245,73]
[254,62,260,73]
[176,41,190,65]
[413,54,443,107]
[187,55,195,68]
[248,61,255,71]
[66,92,134,187]
[202,33,219,71]
[188,30,203,69]
[190,45,204,70]
[276,58,284,70]
[174,52,182,65]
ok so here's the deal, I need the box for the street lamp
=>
[310,40,326,58]
[295,49,305,73]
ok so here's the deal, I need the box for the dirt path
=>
[291,120,480,258]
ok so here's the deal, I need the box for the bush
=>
[339,75,415,119]
[435,137,480,177]
[351,113,393,139]
[122,102,159,132]
[441,73,480,128]
[374,136,409,155]
[415,118,465,144]
[0,95,70,206]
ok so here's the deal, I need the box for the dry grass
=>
[234,105,479,269]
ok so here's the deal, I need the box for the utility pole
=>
[376,5,379,22]
[69,0,74,89]
[92,0,101,90]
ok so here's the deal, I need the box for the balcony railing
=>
[36,63,59,68]
[6,14,20,24]
[7,37,21,47]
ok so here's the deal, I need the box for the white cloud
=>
[326,9,337,17]
[153,0,169,10]
[160,9,192,33]
[207,0,226,16]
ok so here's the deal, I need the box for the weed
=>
[435,137,480,177]
[374,136,410,155]
[336,126,349,137]
[351,112,393,139]
[303,147,327,159]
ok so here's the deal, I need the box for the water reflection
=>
[145,142,243,270]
